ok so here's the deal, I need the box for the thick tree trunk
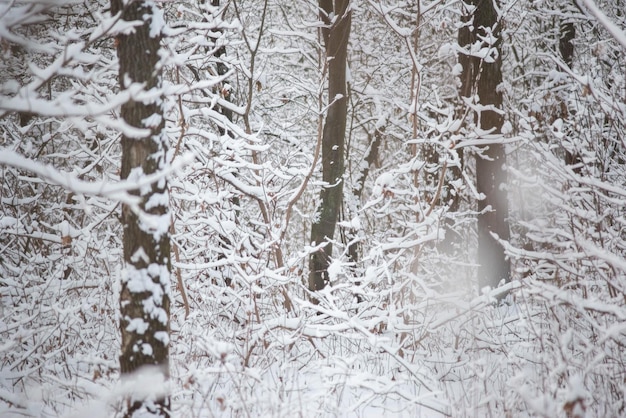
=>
[309,0,352,292]
[111,0,171,416]
[458,0,510,291]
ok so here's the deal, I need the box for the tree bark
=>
[111,0,171,416]
[346,125,383,267]
[559,18,581,170]
[210,0,234,136]
[309,0,352,292]
[458,0,510,291]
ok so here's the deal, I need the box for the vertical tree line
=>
[111,0,171,416]
[559,5,580,171]
[308,0,512,293]
[458,0,510,291]
[309,0,352,293]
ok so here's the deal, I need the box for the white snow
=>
[327,258,342,282]
[146,2,166,39]
[578,0,626,50]
[126,318,150,335]
[372,172,395,196]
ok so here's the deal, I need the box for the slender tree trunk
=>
[346,125,383,266]
[559,18,581,170]
[458,0,510,291]
[111,0,171,416]
[309,0,352,292]
[210,0,234,136]
[343,125,383,303]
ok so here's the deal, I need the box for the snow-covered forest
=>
[1,0,625,416]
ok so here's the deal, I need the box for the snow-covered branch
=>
[576,0,626,50]
[0,150,193,207]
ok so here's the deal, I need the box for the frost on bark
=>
[458,0,510,291]
[112,0,171,416]
[309,0,352,292]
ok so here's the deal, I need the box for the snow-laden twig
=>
[576,0,626,51]
[0,150,194,209]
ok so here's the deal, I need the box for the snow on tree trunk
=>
[111,0,171,416]
[309,0,352,293]
[458,0,510,291]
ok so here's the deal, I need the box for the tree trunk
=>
[458,0,510,291]
[346,125,383,267]
[559,18,581,170]
[309,0,352,292]
[111,0,171,416]
[210,0,234,136]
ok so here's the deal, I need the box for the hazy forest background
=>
[1,0,625,416]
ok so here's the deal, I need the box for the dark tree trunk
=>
[559,21,575,68]
[210,0,234,136]
[309,0,352,292]
[346,125,383,267]
[559,19,581,170]
[343,125,383,303]
[458,0,510,291]
[111,0,171,416]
